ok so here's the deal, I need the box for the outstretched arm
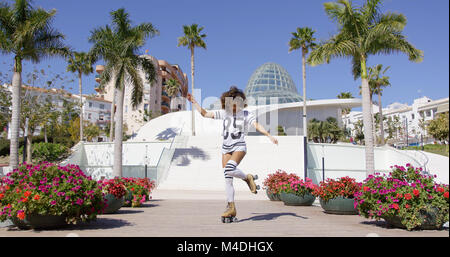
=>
[186,93,215,119]
[253,121,278,145]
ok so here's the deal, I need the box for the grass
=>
[404,144,449,157]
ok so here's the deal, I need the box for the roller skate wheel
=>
[256,185,260,190]
[253,175,258,180]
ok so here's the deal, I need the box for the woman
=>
[187,86,278,223]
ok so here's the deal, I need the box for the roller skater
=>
[187,86,278,223]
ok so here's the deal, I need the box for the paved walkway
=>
[0,190,448,237]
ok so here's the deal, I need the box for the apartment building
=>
[94,54,188,137]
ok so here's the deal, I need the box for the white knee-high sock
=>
[225,178,234,203]
[224,160,246,180]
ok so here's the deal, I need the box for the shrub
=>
[32,142,70,163]
[263,170,300,194]
[122,178,155,207]
[98,178,127,199]
[354,164,449,230]
[0,162,106,224]
[312,177,361,203]
[278,177,317,197]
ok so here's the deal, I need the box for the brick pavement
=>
[0,190,448,237]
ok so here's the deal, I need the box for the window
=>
[125,105,128,113]
[100,104,104,109]
[89,102,93,108]
[99,114,104,121]
[426,110,431,117]
[88,113,91,119]
[411,113,415,120]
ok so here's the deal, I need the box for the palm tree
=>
[308,0,423,175]
[368,64,390,145]
[89,8,158,177]
[0,0,70,169]
[289,27,317,138]
[66,51,94,142]
[165,78,180,111]
[177,24,207,136]
[337,91,354,115]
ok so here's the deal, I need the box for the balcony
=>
[96,65,104,74]
[95,74,101,83]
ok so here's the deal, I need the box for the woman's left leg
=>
[223,151,247,179]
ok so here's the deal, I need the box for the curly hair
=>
[220,86,247,110]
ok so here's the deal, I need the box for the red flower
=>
[24,191,32,198]
[405,204,410,209]
[437,187,445,193]
[17,212,25,220]
[363,186,369,192]
[33,194,40,201]
[22,198,28,203]
[392,203,399,210]
[0,193,4,200]
[444,192,449,199]
[396,193,403,198]
[413,189,420,197]
[405,193,412,200]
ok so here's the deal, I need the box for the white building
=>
[343,96,449,146]
[2,83,111,142]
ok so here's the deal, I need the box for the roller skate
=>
[221,202,238,223]
[244,174,260,194]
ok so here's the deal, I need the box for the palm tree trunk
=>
[44,126,48,143]
[113,85,125,178]
[370,95,376,146]
[26,131,32,163]
[79,71,83,142]
[302,48,307,137]
[110,88,116,142]
[378,86,385,145]
[190,47,195,136]
[9,58,22,169]
[360,59,375,176]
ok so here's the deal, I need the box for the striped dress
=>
[213,109,256,154]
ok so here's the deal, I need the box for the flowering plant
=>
[0,162,106,224]
[312,177,361,203]
[122,178,155,207]
[354,164,449,231]
[98,178,127,199]
[263,170,300,194]
[278,177,317,197]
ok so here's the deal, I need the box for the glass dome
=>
[244,62,304,105]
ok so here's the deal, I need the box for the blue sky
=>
[1,0,448,109]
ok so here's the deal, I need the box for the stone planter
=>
[319,196,358,215]
[266,189,281,201]
[12,214,67,230]
[123,190,133,207]
[279,191,315,206]
[382,207,443,230]
[103,194,125,214]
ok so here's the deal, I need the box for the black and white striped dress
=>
[213,109,256,154]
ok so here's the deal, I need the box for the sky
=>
[0,0,448,109]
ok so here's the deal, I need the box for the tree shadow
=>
[7,218,133,232]
[238,212,308,222]
[156,128,178,140]
[361,220,449,231]
[172,147,210,166]
[114,209,145,214]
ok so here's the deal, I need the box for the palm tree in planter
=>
[337,92,354,115]
[66,51,94,142]
[308,0,423,176]
[0,0,70,169]
[165,78,180,111]
[288,27,317,138]
[89,8,159,177]
[177,24,207,136]
[368,64,390,145]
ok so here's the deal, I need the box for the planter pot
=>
[279,191,315,206]
[11,214,67,230]
[103,194,125,214]
[382,207,443,230]
[319,196,358,215]
[123,190,133,207]
[266,189,281,201]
